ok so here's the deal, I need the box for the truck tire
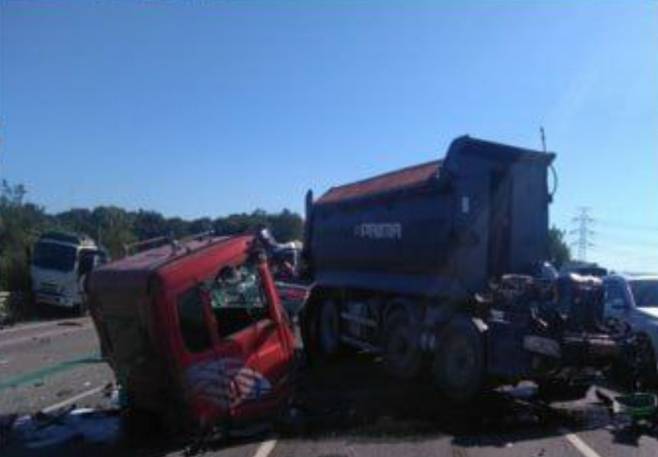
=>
[317,298,342,358]
[637,334,658,389]
[432,316,485,403]
[383,310,422,380]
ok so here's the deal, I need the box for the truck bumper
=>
[35,292,76,308]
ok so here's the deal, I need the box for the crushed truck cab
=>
[88,234,296,432]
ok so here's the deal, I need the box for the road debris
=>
[10,407,120,449]
[0,414,18,448]
[56,388,73,398]
[613,392,658,426]
[57,321,83,327]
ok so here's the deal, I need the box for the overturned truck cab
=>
[301,135,632,402]
[87,234,296,432]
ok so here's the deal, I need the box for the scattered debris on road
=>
[57,321,83,327]
[56,388,74,398]
[9,407,120,450]
[0,414,18,448]
[613,392,658,426]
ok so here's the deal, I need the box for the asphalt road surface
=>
[1,316,658,457]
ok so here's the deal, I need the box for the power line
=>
[570,207,595,261]
[596,219,658,232]
[595,231,658,249]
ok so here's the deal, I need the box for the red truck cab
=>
[88,234,296,432]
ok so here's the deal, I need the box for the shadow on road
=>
[3,354,654,457]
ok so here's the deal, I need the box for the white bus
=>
[31,232,107,313]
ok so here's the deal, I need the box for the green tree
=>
[133,210,167,240]
[165,217,189,239]
[268,209,303,242]
[57,208,95,236]
[91,206,136,259]
[188,217,213,235]
[548,226,571,269]
[0,181,49,291]
[0,179,306,293]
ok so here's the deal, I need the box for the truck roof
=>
[316,135,553,205]
[317,160,441,204]
[89,235,245,295]
[39,231,96,247]
[98,235,231,273]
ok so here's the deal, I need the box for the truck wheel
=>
[432,317,484,403]
[383,311,422,380]
[317,299,342,357]
[75,302,88,317]
[637,334,658,389]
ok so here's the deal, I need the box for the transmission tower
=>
[570,207,595,261]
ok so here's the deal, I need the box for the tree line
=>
[0,181,303,291]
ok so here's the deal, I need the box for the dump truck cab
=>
[31,231,107,313]
[88,234,296,432]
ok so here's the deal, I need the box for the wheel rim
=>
[442,334,478,389]
[319,300,340,355]
[386,321,415,372]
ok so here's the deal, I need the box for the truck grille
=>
[40,282,58,294]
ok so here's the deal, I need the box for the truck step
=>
[340,312,377,328]
[340,335,381,353]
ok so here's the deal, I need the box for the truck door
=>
[488,169,512,279]
[603,279,630,321]
[204,259,294,422]
[252,261,295,406]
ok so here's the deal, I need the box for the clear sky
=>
[1,1,657,271]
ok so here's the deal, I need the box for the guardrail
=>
[0,291,25,319]
[0,292,10,313]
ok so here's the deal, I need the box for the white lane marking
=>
[42,385,105,413]
[0,325,93,349]
[560,428,602,457]
[253,438,277,457]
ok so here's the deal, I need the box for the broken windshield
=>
[207,263,269,338]
[209,264,266,310]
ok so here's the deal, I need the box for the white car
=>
[603,275,658,382]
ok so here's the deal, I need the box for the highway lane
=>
[0,316,112,415]
[1,317,658,457]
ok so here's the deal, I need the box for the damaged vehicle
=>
[301,135,634,402]
[87,233,296,433]
[603,275,658,385]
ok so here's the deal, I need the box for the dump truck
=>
[301,135,630,402]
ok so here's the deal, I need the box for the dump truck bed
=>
[304,135,555,300]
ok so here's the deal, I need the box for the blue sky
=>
[1,1,657,271]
